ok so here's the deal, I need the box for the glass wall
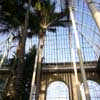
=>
[46,81,69,100]
[80,80,100,100]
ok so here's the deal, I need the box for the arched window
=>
[46,81,69,100]
[80,80,100,100]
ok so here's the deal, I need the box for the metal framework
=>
[0,0,100,100]
[29,0,100,100]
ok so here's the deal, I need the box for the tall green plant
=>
[1,0,69,99]
[2,46,36,100]
[29,0,70,99]
[0,0,32,99]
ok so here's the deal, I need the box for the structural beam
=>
[42,64,97,72]
[85,0,100,32]
[69,7,90,100]
[29,44,39,100]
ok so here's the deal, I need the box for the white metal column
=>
[69,7,90,100]
[85,0,100,32]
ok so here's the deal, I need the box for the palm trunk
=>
[15,0,31,98]
[35,34,45,100]
[15,29,26,100]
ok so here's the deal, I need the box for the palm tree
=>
[29,0,70,99]
[0,0,33,99]
[1,0,69,99]
[1,46,36,100]
[31,0,69,62]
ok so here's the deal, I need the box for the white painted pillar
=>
[85,0,100,32]
[69,7,90,100]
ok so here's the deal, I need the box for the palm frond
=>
[0,0,26,30]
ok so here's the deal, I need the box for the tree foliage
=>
[2,46,36,100]
[24,45,36,99]
[0,0,26,30]
[0,0,70,99]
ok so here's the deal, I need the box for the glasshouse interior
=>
[0,0,100,100]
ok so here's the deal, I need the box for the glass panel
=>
[46,81,69,100]
[80,80,100,100]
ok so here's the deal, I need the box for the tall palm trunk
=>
[15,28,27,100]
[35,33,45,100]
[15,0,30,98]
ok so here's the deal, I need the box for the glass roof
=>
[38,0,100,63]
[0,0,100,64]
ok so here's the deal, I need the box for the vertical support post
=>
[85,0,100,32]
[71,48,81,100]
[29,43,39,100]
[68,23,81,100]
[69,7,90,100]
